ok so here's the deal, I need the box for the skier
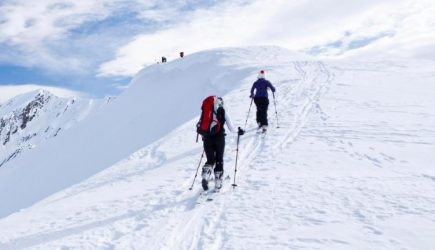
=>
[250,70,276,132]
[199,96,245,191]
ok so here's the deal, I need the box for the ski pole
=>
[243,98,254,129]
[232,133,241,188]
[189,150,204,190]
[272,92,279,128]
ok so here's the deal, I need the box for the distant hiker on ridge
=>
[196,96,245,191]
[250,70,276,132]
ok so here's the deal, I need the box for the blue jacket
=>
[251,79,275,98]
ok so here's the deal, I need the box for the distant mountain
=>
[0,89,104,168]
[0,84,88,103]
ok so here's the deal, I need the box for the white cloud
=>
[0,0,116,73]
[1,0,434,78]
[0,1,109,44]
[98,0,435,77]
[0,0,197,73]
[323,0,435,60]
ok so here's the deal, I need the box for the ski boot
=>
[262,125,268,133]
[214,171,223,190]
[201,164,213,191]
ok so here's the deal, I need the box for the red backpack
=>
[197,96,224,136]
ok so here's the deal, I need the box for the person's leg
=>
[256,97,267,126]
[203,139,215,167]
[214,135,225,189]
[202,137,216,190]
[214,135,225,174]
[254,97,261,127]
[263,98,270,126]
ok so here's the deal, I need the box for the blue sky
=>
[0,64,129,95]
[0,0,434,97]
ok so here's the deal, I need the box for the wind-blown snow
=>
[0,47,434,249]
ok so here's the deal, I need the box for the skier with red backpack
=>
[197,96,245,191]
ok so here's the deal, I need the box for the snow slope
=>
[0,47,434,249]
[0,47,299,218]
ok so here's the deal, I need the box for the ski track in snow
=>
[133,61,334,250]
[1,57,435,249]
[0,61,331,249]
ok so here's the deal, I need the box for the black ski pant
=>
[203,134,225,174]
[254,97,269,126]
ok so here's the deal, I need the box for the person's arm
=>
[267,81,276,92]
[224,111,236,133]
[250,82,256,97]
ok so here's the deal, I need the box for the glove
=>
[238,127,245,136]
[249,94,253,98]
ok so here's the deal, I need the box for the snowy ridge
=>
[0,47,434,249]
[0,46,286,218]
[0,85,87,103]
[0,89,102,168]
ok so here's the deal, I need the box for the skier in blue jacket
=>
[250,70,276,132]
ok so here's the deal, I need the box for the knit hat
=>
[257,70,265,79]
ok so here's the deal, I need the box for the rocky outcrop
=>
[19,92,50,130]
[0,90,101,168]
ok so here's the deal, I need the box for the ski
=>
[206,187,223,202]
[196,189,215,204]
[206,190,216,202]
[196,175,229,204]
[256,128,267,137]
